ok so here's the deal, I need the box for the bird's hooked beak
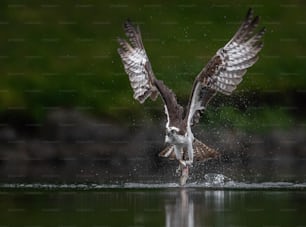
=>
[165,126,178,143]
[165,129,172,143]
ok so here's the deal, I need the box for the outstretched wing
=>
[118,20,184,126]
[186,8,265,127]
[117,20,158,103]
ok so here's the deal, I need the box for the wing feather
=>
[118,20,183,127]
[186,8,265,126]
[117,20,158,103]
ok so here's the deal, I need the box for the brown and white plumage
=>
[159,139,220,161]
[117,20,158,103]
[186,9,265,127]
[118,9,265,184]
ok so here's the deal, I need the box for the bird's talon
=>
[176,166,181,174]
[179,160,187,167]
[185,160,193,167]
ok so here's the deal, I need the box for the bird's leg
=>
[187,141,194,166]
[174,146,182,160]
[179,142,194,167]
[174,146,183,173]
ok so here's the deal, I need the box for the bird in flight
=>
[117,8,265,185]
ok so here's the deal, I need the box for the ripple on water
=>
[1,174,306,190]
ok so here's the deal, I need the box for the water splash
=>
[203,173,233,186]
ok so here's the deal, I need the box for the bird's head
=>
[165,126,186,144]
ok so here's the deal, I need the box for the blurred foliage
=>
[0,0,305,129]
[203,105,294,132]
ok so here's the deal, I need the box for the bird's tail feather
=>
[159,138,220,161]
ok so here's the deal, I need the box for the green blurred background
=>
[0,0,305,131]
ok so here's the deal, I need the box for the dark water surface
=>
[1,182,306,227]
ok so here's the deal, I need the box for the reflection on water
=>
[165,189,227,227]
[165,189,194,227]
[165,189,226,227]
[164,189,306,227]
[0,187,306,226]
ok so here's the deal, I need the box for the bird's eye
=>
[171,129,177,134]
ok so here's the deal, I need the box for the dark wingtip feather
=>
[246,8,254,20]
[251,15,259,27]
[123,19,134,33]
[124,18,132,25]
[122,18,144,49]
[252,27,266,48]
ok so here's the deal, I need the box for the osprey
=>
[117,9,265,185]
